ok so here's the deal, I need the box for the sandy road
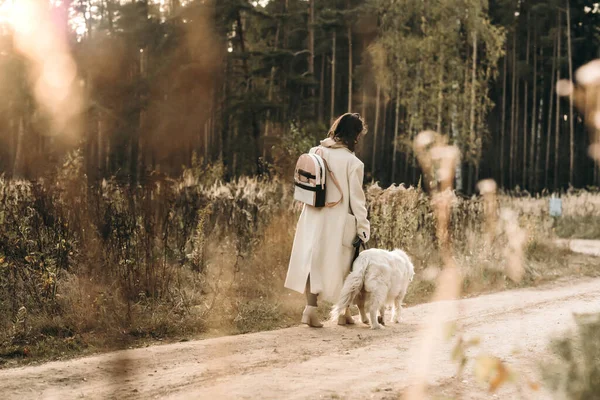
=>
[1,240,599,400]
[556,238,600,256]
[0,277,599,399]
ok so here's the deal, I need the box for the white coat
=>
[284,139,371,303]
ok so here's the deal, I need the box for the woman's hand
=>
[349,162,370,243]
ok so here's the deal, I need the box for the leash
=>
[351,237,366,271]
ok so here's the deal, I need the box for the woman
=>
[285,113,371,327]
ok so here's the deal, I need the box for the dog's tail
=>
[330,255,369,321]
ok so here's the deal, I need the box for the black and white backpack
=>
[293,147,342,208]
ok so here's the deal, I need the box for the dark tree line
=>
[0,0,598,192]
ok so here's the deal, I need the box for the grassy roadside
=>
[554,216,600,240]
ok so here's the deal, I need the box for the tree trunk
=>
[529,27,538,190]
[106,0,114,33]
[436,54,444,134]
[132,45,147,184]
[12,116,25,178]
[330,30,336,123]
[281,0,290,129]
[283,0,289,48]
[380,99,388,178]
[210,113,216,160]
[97,110,104,174]
[222,56,231,172]
[6,115,14,175]
[510,79,521,189]
[414,66,423,184]
[263,17,282,158]
[468,32,477,192]
[361,84,367,119]
[500,45,507,187]
[232,124,239,175]
[404,113,413,183]
[566,0,574,186]
[523,20,530,188]
[204,119,209,160]
[509,31,517,190]
[308,0,315,100]
[214,84,222,161]
[392,84,400,183]
[319,55,325,123]
[235,13,251,86]
[475,111,482,184]
[347,1,353,112]
[452,86,463,191]
[554,12,562,191]
[371,84,381,175]
[545,29,557,190]
[235,11,261,172]
[356,83,367,159]
[534,45,544,193]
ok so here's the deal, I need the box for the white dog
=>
[331,249,415,330]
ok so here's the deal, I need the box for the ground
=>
[556,238,600,256]
[0,241,599,400]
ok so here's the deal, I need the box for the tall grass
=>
[1,153,599,364]
[0,154,289,363]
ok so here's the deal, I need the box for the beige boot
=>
[301,306,323,328]
[337,307,356,325]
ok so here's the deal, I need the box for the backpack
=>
[293,147,343,208]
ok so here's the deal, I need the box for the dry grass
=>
[366,184,600,306]
[504,190,600,240]
[1,158,599,366]
[554,216,600,240]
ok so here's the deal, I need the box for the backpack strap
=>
[315,147,343,208]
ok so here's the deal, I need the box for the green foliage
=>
[1,0,599,191]
[368,0,505,165]
[282,122,325,158]
[271,121,326,175]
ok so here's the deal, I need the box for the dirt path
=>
[1,240,599,400]
[556,238,600,256]
[1,274,599,400]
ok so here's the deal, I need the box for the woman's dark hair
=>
[328,113,367,152]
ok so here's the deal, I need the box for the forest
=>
[0,0,599,192]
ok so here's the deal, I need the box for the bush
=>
[0,163,290,360]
